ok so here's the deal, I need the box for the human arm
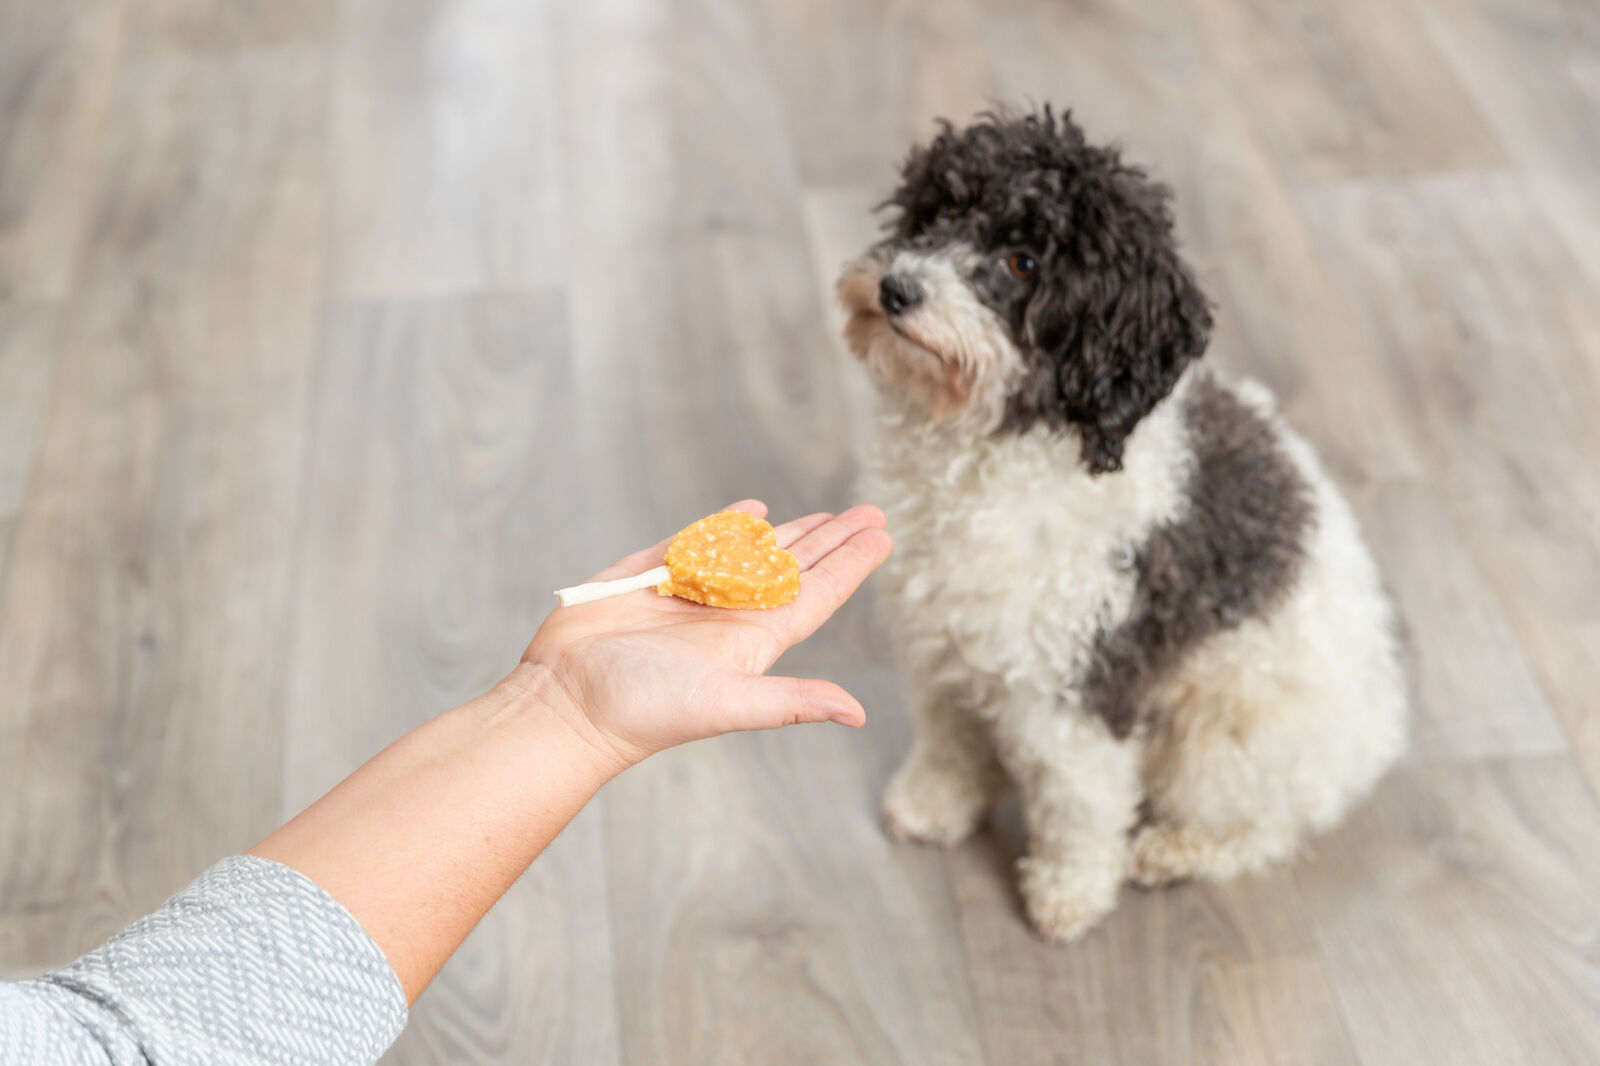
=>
[1,501,891,1063]
[0,856,407,1065]
[245,501,892,1002]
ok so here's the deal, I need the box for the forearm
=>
[248,663,625,1003]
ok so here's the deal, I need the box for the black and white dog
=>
[838,110,1405,942]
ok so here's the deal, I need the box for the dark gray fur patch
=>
[1081,375,1314,740]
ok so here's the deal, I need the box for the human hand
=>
[515,501,893,771]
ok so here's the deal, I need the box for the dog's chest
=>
[870,417,1189,686]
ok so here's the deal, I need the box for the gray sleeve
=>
[0,855,408,1066]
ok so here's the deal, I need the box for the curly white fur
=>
[839,244,1021,435]
[862,370,1405,942]
[839,110,1407,942]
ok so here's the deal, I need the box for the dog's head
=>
[838,109,1212,473]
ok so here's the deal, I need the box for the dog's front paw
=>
[1126,823,1201,888]
[1017,857,1119,943]
[882,765,988,846]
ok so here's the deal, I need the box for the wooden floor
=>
[3,0,1599,1062]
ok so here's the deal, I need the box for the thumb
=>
[725,674,867,732]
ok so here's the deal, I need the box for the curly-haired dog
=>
[838,110,1406,942]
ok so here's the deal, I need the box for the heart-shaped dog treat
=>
[657,511,800,609]
[551,511,802,609]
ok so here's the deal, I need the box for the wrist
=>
[493,661,636,783]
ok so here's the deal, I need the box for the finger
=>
[722,674,867,733]
[773,527,894,643]
[589,500,769,581]
[774,511,834,550]
[785,504,889,570]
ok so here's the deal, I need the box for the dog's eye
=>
[1006,252,1037,279]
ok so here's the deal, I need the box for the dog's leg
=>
[883,694,1008,846]
[993,708,1141,943]
[1126,820,1301,887]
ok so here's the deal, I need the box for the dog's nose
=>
[878,274,923,316]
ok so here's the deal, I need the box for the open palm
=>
[522,502,893,765]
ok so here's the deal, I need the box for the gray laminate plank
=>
[1136,88,1433,488]
[0,0,123,301]
[1411,0,1600,287]
[1356,481,1567,764]
[0,305,58,581]
[1192,0,1507,182]
[0,304,59,959]
[4,2,1599,1064]
[122,0,333,53]
[749,1,922,187]
[0,44,328,963]
[281,292,622,1066]
[601,681,985,1066]
[1299,756,1600,1065]
[945,804,1358,1066]
[327,0,566,298]
[1297,174,1600,785]
[555,5,986,1062]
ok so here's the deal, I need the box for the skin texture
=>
[249,501,892,1002]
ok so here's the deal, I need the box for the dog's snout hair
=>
[838,243,1023,433]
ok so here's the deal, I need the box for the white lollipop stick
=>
[555,565,671,607]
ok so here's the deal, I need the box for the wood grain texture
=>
[1172,117,1429,488]
[0,0,122,301]
[554,9,976,1056]
[604,723,988,1066]
[5,0,1600,1062]
[947,803,1359,1066]
[0,42,328,965]
[1193,0,1506,182]
[1356,481,1566,763]
[1297,175,1600,778]
[329,0,566,298]
[0,305,57,579]
[1197,958,1358,1066]
[122,0,332,54]
[1412,0,1600,288]
[1298,757,1600,1065]
[280,292,622,1065]
[554,0,862,534]
[0,304,59,972]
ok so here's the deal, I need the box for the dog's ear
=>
[1025,236,1212,474]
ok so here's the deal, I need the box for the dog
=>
[837,109,1406,943]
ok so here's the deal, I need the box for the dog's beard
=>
[838,247,1023,433]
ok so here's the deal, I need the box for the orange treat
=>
[657,511,801,609]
